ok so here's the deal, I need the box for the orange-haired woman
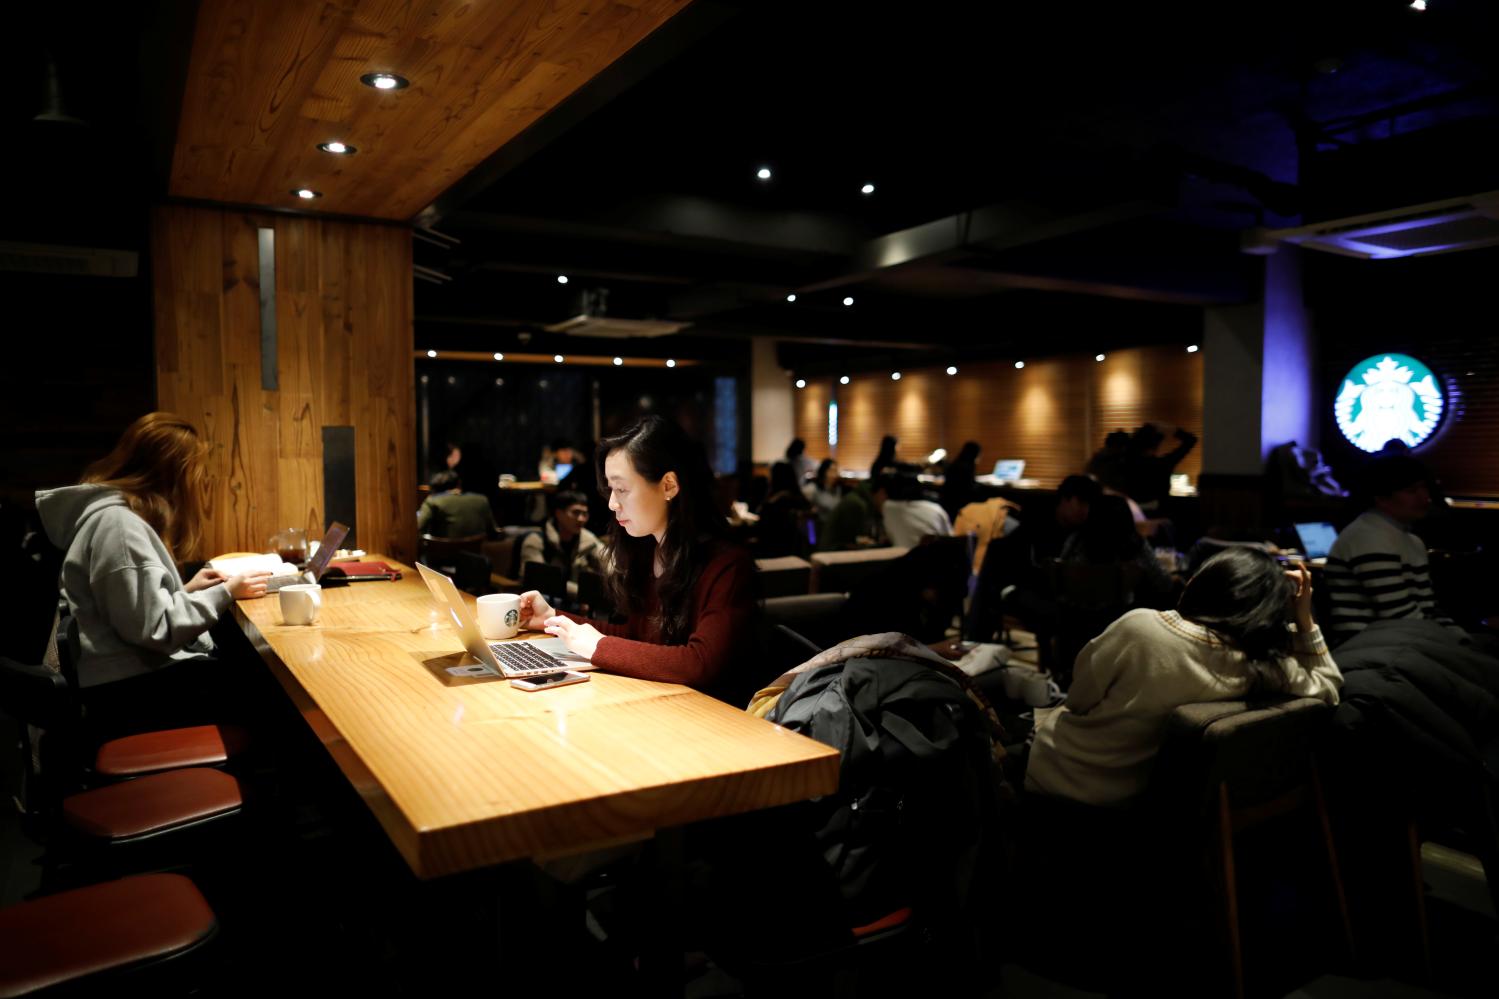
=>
[36,413,269,717]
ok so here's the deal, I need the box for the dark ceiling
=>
[7,0,1498,377]
[409,0,1499,374]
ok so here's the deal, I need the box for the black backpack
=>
[768,655,1005,928]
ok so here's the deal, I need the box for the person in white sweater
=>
[37,413,271,731]
[873,474,952,549]
[1026,547,1342,806]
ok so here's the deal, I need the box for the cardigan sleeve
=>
[1279,624,1343,705]
[587,551,756,689]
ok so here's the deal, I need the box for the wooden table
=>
[233,556,840,879]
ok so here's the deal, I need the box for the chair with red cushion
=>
[0,873,218,997]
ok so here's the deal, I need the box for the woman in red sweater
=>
[518,416,759,702]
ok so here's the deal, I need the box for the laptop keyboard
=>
[489,640,565,675]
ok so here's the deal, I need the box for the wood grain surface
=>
[170,0,694,220]
[234,555,840,878]
[153,203,416,562]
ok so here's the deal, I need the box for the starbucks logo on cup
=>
[505,608,519,627]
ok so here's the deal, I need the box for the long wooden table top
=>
[233,556,840,879]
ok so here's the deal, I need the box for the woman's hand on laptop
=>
[226,571,274,600]
[543,615,603,661]
[518,590,556,631]
[184,567,226,593]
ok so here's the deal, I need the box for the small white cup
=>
[279,583,322,626]
[477,593,521,640]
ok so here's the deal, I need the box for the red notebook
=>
[323,562,401,581]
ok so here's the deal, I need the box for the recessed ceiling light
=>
[786,293,797,302]
[446,376,456,385]
[1014,360,1025,369]
[1095,353,1106,362]
[891,372,901,381]
[842,296,854,307]
[666,359,677,368]
[557,275,569,284]
[426,349,436,358]
[1187,344,1200,353]
[292,188,321,199]
[613,356,623,366]
[553,354,565,363]
[795,379,806,389]
[1409,0,1426,10]
[946,366,958,376]
[861,183,875,195]
[493,352,504,361]
[360,72,408,91]
[318,141,356,155]
[756,166,772,181]
[495,378,504,386]
[839,375,850,385]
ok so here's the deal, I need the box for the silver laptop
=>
[415,562,594,678]
[991,459,1026,482]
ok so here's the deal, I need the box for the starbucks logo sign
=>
[1335,353,1445,453]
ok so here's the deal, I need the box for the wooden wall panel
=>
[794,346,1204,490]
[152,204,415,561]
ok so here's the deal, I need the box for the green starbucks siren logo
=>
[1334,353,1445,453]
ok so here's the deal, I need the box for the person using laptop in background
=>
[35,412,272,736]
[518,416,759,705]
[1325,454,1468,646]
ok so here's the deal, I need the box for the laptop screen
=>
[304,522,351,581]
[991,459,1026,481]
[1293,522,1338,560]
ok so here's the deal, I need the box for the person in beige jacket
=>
[1027,547,1342,806]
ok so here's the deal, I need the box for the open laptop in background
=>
[991,459,1026,482]
[302,522,350,582]
[1292,522,1338,565]
[415,562,594,677]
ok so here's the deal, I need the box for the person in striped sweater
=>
[1325,455,1466,645]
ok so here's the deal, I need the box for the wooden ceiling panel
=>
[170,0,694,220]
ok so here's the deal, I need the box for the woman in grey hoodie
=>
[36,412,270,731]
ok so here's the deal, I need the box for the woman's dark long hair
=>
[1177,547,1295,683]
[870,435,898,480]
[596,416,729,644]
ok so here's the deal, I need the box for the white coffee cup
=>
[279,583,322,626]
[477,593,521,640]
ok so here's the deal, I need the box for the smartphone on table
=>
[509,671,591,691]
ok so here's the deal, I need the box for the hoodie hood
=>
[35,484,128,552]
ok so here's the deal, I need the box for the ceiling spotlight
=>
[1187,344,1200,353]
[861,183,875,195]
[493,352,504,361]
[426,349,437,358]
[360,72,409,91]
[666,359,677,368]
[556,275,569,284]
[842,296,854,307]
[946,366,958,376]
[795,379,806,389]
[786,293,797,302]
[613,357,623,366]
[891,372,901,381]
[1095,353,1106,362]
[553,354,565,363]
[839,375,850,385]
[756,166,772,181]
[292,188,321,199]
[1014,360,1025,369]
[1409,0,1426,10]
[317,141,356,155]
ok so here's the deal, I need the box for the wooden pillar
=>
[151,204,416,562]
